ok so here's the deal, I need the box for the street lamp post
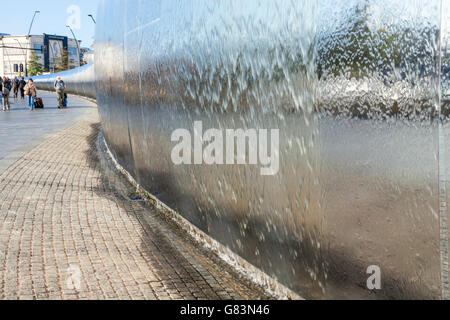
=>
[26,10,40,77]
[66,25,81,67]
[27,11,40,36]
[87,14,96,57]
[88,14,96,24]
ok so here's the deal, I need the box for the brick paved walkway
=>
[0,112,270,300]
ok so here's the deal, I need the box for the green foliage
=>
[54,48,70,73]
[28,51,44,76]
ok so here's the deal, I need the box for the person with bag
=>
[19,77,26,100]
[1,77,12,111]
[12,77,19,100]
[54,76,66,109]
[24,79,37,110]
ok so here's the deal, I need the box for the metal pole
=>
[27,11,40,36]
[88,14,96,24]
[27,10,40,76]
[66,25,81,67]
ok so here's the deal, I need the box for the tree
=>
[54,48,69,72]
[28,51,45,76]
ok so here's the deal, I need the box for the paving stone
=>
[0,98,272,300]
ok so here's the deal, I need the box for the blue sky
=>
[0,0,98,47]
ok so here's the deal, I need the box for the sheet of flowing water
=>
[318,0,445,299]
[34,0,449,299]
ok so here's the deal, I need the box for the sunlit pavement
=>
[0,91,97,174]
[0,92,269,300]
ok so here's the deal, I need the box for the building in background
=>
[0,34,81,77]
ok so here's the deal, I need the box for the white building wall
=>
[0,36,30,78]
[0,35,44,78]
[0,48,4,76]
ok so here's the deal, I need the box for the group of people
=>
[0,76,66,111]
[0,76,27,111]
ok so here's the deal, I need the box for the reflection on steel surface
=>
[33,0,448,299]
[32,63,95,99]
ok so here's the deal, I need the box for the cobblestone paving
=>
[0,113,270,300]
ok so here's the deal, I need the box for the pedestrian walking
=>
[19,77,26,100]
[12,77,19,101]
[24,79,37,110]
[1,77,12,111]
[54,76,66,109]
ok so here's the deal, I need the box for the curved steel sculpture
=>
[32,0,447,299]
[32,63,95,99]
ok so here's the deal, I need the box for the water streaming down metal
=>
[32,0,448,299]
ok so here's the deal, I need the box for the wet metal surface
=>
[33,0,449,299]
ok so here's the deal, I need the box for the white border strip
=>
[101,134,303,300]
